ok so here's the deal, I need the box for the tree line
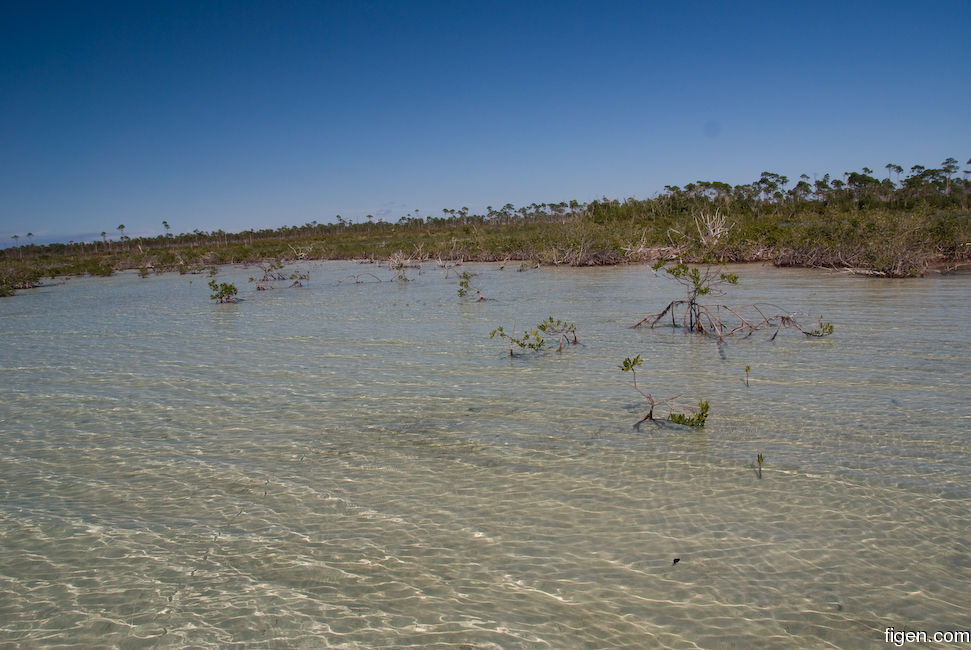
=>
[2,157,969,295]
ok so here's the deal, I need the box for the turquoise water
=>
[1,261,968,648]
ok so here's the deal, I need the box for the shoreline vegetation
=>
[3,162,970,296]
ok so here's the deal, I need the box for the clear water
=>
[1,261,968,648]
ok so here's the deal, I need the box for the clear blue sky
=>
[2,0,969,245]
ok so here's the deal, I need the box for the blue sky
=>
[2,0,969,245]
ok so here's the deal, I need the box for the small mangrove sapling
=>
[619,355,709,429]
[208,278,239,303]
[249,258,287,290]
[457,271,486,301]
[635,261,834,341]
[536,316,578,350]
[668,402,710,428]
[289,269,310,287]
[387,251,421,281]
[490,326,546,357]
[490,317,578,356]
[620,355,677,427]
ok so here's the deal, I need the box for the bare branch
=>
[693,208,733,249]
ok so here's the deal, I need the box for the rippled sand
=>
[0,263,968,648]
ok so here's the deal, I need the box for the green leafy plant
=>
[756,453,764,479]
[491,317,578,356]
[759,311,835,341]
[636,261,834,341]
[289,269,310,287]
[536,316,577,350]
[3,157,970,298]
[635,261,737,335]
[810,317,834,337]
[620,355,673,427]
[745,365,751,387]
[208,278,238,303]
[620,355,708,428]
[457,271,486,301]
[490,325,545,357]
[262,258,286,278]
[249,258,287,290]
[668,401,709,428]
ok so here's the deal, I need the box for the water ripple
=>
[0,263,968,648]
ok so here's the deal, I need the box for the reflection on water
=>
[0,262,968,648]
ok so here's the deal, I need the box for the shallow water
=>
[0,261,968,648]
